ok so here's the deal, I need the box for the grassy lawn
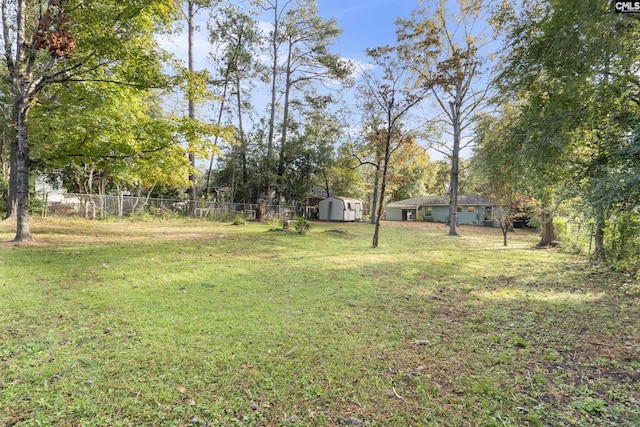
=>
[0,218,638,426]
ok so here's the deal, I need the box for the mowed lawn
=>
[0,218,638,426]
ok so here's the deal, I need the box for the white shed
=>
[318,196,363,222]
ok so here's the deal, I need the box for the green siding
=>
[385,207,404,221]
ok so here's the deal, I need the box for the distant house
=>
[35,175,66,203]
[384,195,500,226]
[318,196,364,222]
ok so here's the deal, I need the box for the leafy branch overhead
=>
[1,0,179,241]
[33,9,77,60]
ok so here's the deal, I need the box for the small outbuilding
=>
[318,196,363,222]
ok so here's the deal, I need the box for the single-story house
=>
[384,195,500,226]
[318,196,364,222]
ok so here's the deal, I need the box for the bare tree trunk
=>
[187,1,197,217]
[14,97,33,242]
[500,218,509,247]
[593,202,606,262]
[372,125,394,248]
[4,140,17,220]
[370,165,380,225]
[265,0,282,203]
[277,38,294,204]
[448,102,461,236]
[205,59,232,197]
[538,208,557,247]
[236,75,248,200]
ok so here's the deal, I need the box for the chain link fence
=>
[45,193,299,221]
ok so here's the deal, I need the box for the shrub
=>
[266,217,282,230]
[29,193,47,216]
[294,216,311,235]
[231,214,246,226]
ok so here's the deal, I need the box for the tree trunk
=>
[277,38,294,204]
[372,128,393,248]
[448,102,461,236]
[235,75,248,200]
[206,58,232,198]
[538,208,556,247]
[500,221,509,247]
[13,97,33,242]
[187,1,197,217]
[4,140,18,220]
[370,165,380,225]
[265,0,281,203]
[593,202,606,262]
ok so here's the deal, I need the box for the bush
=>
[0,175,7,214]
[266,217,283,231]
[231,214,246,226]
[294,216,311,235]
[29,194,47,216]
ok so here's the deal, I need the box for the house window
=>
[457,206,463,213]
[468,206,475,213]
[423,207,432,217]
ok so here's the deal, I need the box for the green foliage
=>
[571,397,608,416]
[29,194,46,216]
[552,216,582,255]
[265,216,282,230]
[492,0,640,265]
[607,210,640,271]
[231,214,246,226]
[294,216,311,234]
[0,174,7,214]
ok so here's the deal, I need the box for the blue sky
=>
[316,0,416,59]
[160,1,418,72]
[158,0,460,156]
[158,1,473,160]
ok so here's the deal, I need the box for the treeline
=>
[472,0,640,270]
[0,0,638,270]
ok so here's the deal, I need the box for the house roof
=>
[386,194,497,209]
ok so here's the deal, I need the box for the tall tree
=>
[179,0,218,215]
[1,0,177,241]
[279,94,342,202]
[396,0,493,236]
[494,0,640,259]
[472,109,527,246]
[256,0,292,202]
[359,46,433,248]
[30,81,188,211]
[256,0,349,203]
[274,0,350,202]
[207,3,262,201]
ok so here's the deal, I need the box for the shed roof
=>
[321,196,362,204]
[386,194,497,209]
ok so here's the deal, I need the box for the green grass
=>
[0,218,638,426]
